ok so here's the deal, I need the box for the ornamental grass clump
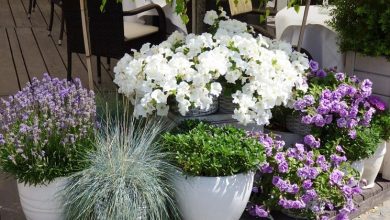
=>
[63,117,180,220]
[248,133,361,220]
[293,64,381,160]
[161,121,265,176]
[0,74,96,185]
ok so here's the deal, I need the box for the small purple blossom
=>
[303,179,313,189]
[304,135,320,148]
[335,72,345,81]
[309,60,319,72]
[248,205,268,217]
[368,95,387,111]
[330,169,344,186]
[316,69,327,78]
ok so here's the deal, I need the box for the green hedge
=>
[330,0,390,58]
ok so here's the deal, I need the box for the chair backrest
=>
[87,0,125,59]
[62,0,85,54]
[229,0,253,16]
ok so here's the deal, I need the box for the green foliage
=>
[313,125,381,161]
[63,117,179,220]
[161,121,265,176]
[330,0,390,58]
[371,111,390,141]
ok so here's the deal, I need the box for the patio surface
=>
[0,0,116,100]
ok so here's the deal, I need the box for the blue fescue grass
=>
[62,101,180,220]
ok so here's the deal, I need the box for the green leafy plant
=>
[314,125,381,161]
[372,112,390,141]
[330,0,390,58]
[63,117,179,220]
[161,121,265,176]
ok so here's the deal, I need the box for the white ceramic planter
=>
[173,172,254,220]
[351,160,364,181]
[361,141,387,189]
[17,177,68,220]
[381,141,390,180]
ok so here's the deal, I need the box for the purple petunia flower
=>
[303,179,313,189]
[367,95,388,111]
[330,169,344,186]
[309,60,319,72]
[316,69,327,78]
[248,205,268,217]
[278,161,289,173]
[304,135,320,148]
[335,72,345,81]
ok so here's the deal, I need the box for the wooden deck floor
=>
[0,0,116,218]
[0,0,116,99]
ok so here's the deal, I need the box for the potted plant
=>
[63,115,180,220]
[0,74,96,220]
[161,121,265,220]
[292,68,381,180]
[330,0,390,103]
[248,133,361,220]
[368,96,390,180]
[113,9,309,125]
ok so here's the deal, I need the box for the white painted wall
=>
[345,52,390,104]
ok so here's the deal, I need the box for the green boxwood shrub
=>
[330,0,390,58]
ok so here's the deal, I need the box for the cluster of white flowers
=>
[114,9,309,125]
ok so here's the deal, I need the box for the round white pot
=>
[361,141,387,189]
[351,160,364,181]
[173,172,254,220]
[381,141,390,180]
[17,177,68,220]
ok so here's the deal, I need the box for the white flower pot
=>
[381,141,390,180]
[173,172,254,220]
[361,141,387,189]
[351,159,365,181]
[17,177,67,220]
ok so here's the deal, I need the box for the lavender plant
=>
[248,133,361,220]
[0,74,96,185]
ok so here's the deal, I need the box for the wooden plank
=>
[355,53,390,76]
[344,51,355,75]
[20,0,47,28]
[15,27,47,79]
[32,27,67,77]
[0,28,20,96]
[7,27,30,87]
[0,0,15,27]
[8,0,31,28]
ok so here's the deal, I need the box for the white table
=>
[122,0,187,33]
[275,6,344,71]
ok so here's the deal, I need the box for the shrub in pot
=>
[161,121,265,220]
[0,74,96,220]
[248,133,361,220]
[63,116,180,220]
